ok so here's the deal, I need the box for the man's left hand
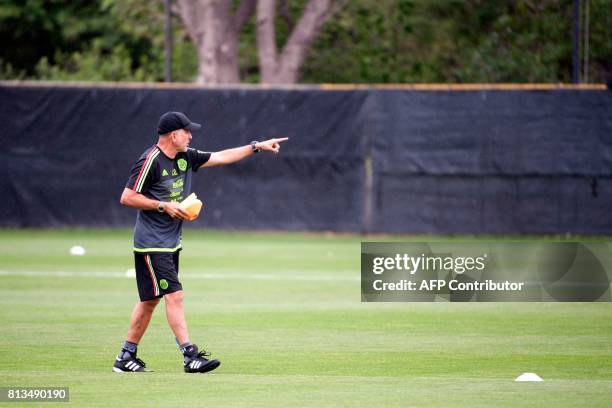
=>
[257,137,289,154]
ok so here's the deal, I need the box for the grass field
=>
[1,229,611,407]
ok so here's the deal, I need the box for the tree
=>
[257,0,343,84]
[1,0,609,84]
[177,0,257,83]
[0,0,198,82]
[301,0,611,84]
[0,1,118,77]
[300,0,414,83]
[176,0,343,84]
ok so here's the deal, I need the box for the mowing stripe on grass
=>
[0,269,359,282]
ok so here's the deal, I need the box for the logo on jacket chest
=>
[162,168,178,176]
[162,158,187,178]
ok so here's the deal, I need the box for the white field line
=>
[0,269,359,282]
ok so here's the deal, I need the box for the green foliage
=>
[0,0,197,82]
[0,0,119,77]
[302,0,415,83]
[587,0,612,82]
[98,0,198,81]
[0,59,25,79]
[0,0,610,83]
[34,40,155,81]
[449,0,574,82]
[237,6,260,83]
[302,0,612,83]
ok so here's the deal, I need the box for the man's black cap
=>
[157,111,202,135]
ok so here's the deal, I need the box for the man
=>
[113,111,288,373]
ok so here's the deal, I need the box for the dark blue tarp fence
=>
[1,84,611,234]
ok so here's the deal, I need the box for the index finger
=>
[274,137,289,143]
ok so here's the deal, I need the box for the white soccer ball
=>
[69,245,86,256]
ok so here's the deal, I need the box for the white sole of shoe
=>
[112,366,151,373]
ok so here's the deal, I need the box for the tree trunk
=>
[257,0,338,84]
[177,0,255,84]
[178,0,338,84]
[256,0,278,81]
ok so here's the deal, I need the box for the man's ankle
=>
[119,340,138,359]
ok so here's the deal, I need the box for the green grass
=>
[0,229,611,407]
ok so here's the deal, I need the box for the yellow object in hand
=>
[179,193,203,221]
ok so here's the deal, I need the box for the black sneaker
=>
[113,352,151,372]
[183,344,221,373]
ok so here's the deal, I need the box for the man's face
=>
[172,128,192,152]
